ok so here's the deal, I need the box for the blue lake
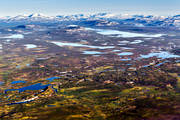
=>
[47,105,56,107]
[46,77,60,82]
[175,60,180,63]
[5,83,50,93]
[155,61,169,67]
[143,65,151,68]
[0,81,4,85]
[1,34,24,39]
[0,44,2,49]
[112,50,121,52]
[8,101,29,105]
[51,41,114,49]
[16,65,21,69]
[24,44,37,49]
[120,58,132,61]
[118,52,134,56]
[85,28,164,38]
[82,51,103,55]
[11,81,26,84]
[119,40,130,44]
[130,40,144,44]
[140,51,180,59]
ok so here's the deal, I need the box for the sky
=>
[0,0,179,17]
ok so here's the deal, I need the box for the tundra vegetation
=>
[0,21,179,120]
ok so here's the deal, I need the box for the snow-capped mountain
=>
[1,13,56,22]
[0,13,180,28]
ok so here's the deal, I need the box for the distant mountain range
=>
[0,13,180,28]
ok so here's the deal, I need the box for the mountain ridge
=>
[0,13,180,28]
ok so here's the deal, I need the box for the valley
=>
[0,14,179,120]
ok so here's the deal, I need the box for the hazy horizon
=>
[0,0,180,17]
